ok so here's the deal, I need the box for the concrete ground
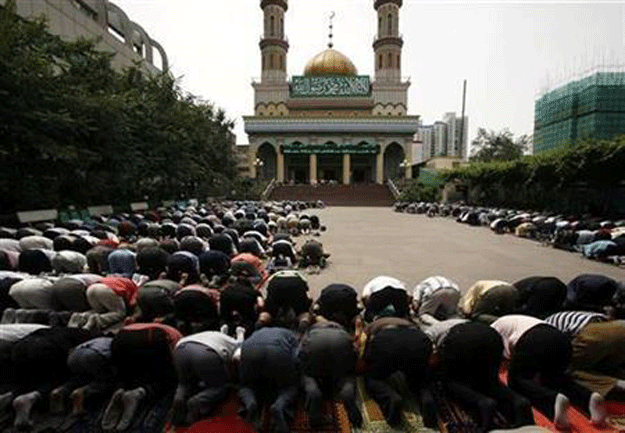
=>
[300,207,624,299]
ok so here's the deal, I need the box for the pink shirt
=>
[491,315,545,359]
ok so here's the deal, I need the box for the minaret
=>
[260,0,289,83]
[372,0,409,116]
[373,0,403,83]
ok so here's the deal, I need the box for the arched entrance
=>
[256,143,277,180]
[285,142,309,184]
[383,142,405,180]
[352,141,376,184]
[318,141,343,183]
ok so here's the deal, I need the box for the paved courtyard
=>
[303,207,624,299]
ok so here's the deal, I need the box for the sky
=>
[113,0,625,146]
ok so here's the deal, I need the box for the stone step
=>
[269,184,394,206]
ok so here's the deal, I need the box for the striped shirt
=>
[413,276,460,305]
[545,311,609,337]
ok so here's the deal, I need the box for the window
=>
[270,53,274,69]
[262,55,266,70]
[397,54,400,69]
[270,16,275,36]
[378,54,383,69]
[280,17,283,37]
[378,16,382,33]
[279,54,283,70]
[388,13,392,34]
[388,53,393,68]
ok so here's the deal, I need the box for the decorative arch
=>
[106,3,132,44]
[256,142,277,180]
[149,39,169,71]
[129,22,153,63]
[106,3,168,71]
[383,142,405,180]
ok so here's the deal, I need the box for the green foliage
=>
[443,136,625,214]
[469,128,529,162]
[399,179,443,202]
[0,3,237,212]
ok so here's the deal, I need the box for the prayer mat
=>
[431,381,509,433]
[533,407,622,433]
[166,390,246,433]
[176,416,256,433]
[355,377,437,433]
[258,399,352,433]
[169,390,352,433]
[499,364,625,433]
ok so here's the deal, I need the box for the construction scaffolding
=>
[534,71,625,154]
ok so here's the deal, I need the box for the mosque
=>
[243,0,420,186]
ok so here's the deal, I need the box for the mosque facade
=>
[243,0,419,185]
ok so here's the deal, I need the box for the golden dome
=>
[304,48,358,76]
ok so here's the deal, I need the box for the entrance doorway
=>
[351,154,376,184]
[256,143,277,180]
[285,155,309,184]
[383,142,405,180]
[318,154,343,184]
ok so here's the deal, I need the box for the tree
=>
[0,1,238,212]
[469,128,529,162]
[443,136,625,215]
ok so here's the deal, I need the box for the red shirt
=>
[100,277,139,307]
[178,285,220,304]
[122,323,182,351]
[231,253,268,288]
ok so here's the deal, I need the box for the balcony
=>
[259,36,289,51]
[373,35,404,49]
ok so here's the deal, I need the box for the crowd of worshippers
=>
[395,202,625,264]
[0,201,332,432]
[0,203,624,433]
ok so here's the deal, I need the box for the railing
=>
[373,34,404,44]
[261,178,276,201]
[387,178,400,200]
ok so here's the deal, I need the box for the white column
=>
[376,151,384,184]
[277,152,285,182]
[250,152,257,179]
[343,153,351,185]
[405,145,413,179]
[309,154,317,185]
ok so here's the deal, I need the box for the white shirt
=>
[362,276,407,299]
[65,273,103,287]
[0,240,22,253]
[19,236,54,251]
[491,315,545,359]
[177,331,240,363]
[0,324,49,343]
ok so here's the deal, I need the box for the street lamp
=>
[254,158,264,179]
[399,158,410,179]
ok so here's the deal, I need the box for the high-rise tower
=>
[372,0,410,116]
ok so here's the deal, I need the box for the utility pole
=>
[459,79,467,159]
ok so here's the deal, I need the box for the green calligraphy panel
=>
[290,76,371,98]
[281,143,380,155]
